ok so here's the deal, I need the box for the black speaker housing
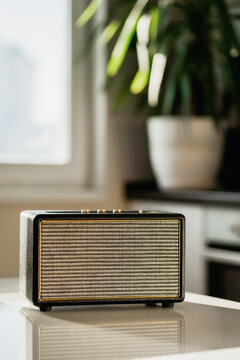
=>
[20,210,185,311]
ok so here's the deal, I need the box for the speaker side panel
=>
[20,211,35,303]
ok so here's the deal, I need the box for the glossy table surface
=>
[0,278,240,359]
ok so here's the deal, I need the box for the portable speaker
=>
[20,210,185,311]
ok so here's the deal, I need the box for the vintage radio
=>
[20,210,185,311]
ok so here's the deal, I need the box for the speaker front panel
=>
[38,218,182,303]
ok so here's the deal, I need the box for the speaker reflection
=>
[20,305,184,359]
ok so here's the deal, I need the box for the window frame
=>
[0,0,107,200]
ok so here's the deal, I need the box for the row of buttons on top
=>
[81,209,144,214]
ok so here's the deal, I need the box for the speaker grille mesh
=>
[39,220,180,301]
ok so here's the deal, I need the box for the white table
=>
[0,278,240,359]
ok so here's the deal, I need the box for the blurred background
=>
[0,0,240,302]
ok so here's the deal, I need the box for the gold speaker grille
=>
[39,220,180,301]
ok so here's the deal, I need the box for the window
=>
[0,0,107,194]
[0,0,69,165]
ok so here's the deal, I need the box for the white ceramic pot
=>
[147,116,224,190]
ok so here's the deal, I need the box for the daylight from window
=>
[0,0,70,164]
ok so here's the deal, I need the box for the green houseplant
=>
[77,0,240,189]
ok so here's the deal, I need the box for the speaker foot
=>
[40,306,52,312]
[162,301,174,308]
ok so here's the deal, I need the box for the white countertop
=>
[0,278,240,359]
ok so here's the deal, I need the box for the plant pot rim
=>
[148,115,215,122]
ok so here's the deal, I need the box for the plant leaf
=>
[213,0,240,117]
[76,0,103,27]
[149,6,160,42]
[161,27,188,114]
[107,0,149,77]
[180,73,191,115]
[162,74,177,115]
[230,14,240,19]
[99,20,121,45]
[130,70,149,94]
